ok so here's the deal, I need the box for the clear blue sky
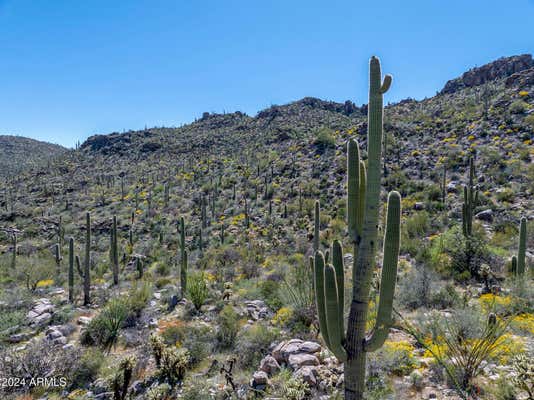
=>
[1,0,533,148]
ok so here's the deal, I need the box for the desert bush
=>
[313,127,336,150]
[235,323,278,369]
[69,348,105,390]
[217,305,240,349]
[369,340,418,376]
[397,263,436,310]
[187,272,209,311]
[0,339,80,394]
[279,254,315,328]
[403,308,513,396]
[81,298,129,350]
[16,254,56,292]
[260,278,283,311]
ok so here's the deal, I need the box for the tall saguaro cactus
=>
[313,56,401,400]
[512,217,528,275]
[462,157,478,237]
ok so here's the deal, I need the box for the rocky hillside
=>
[0,135,67,177]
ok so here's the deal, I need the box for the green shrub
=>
[217,305,240,349]
[81,298,129,350]
[187,272,209,311]
[313,127,336,150]
[510,100,527,114]
[260,279,283,311]
[235,324,278,369]
[69,348,105,390]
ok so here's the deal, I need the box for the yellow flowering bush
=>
[271,307,293,326]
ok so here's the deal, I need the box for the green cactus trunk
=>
[517,217,527,275]
[313,57,400,400]
[11,233,17,269]
[462,157,478,238]
[83,212,91,305]
[54,243,61,276]
[68,237,74,303]
[179,217,187,296]
[111,215,119,285]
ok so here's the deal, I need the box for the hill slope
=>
[0,135,67,177]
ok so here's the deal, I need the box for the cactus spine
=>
[516,217,527,275]
[313,56,400,400]
[462,157,478,237]
[179,217,187,296]
[111,215,119,285]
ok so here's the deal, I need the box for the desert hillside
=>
[0,55,533,400]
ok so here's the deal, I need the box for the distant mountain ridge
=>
[0,135,67,176]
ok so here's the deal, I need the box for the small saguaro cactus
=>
[11,232,17,269]
[179,217,188,296]
[68,237,75,303]
[516,217,527,275]
[462,157,478,238]
[110,215,119,285]
[440,164,447,205]
[313,201,320,251]
[313,56,401,400]
[79,212,91,305]
[54,243,62,275]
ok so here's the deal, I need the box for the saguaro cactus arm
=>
[365,191,401,352]
[324,264,348,361]
[314,251,331,349]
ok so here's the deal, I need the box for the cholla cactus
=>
[313,56,401,400]
[511,353,534,399]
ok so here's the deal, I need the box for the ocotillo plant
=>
[462,157,478,237]
[513,217,527,275]
[313,56,401,400]
[111,215,119,285]
[68,237,74,303]
[179,217,188,296]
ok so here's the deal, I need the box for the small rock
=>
[260,355,280,375]
[288,353,320,370]
[294,365,318,387]
[475,209,493,221]
[78,316,92,325]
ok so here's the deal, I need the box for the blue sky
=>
[1,0,533,148]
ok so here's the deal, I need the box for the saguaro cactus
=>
[313,56,401,400]
[68,237,75,303]
[462,157,478,237]
[111,215,119,285]
[179,217,188,296]
[54,243,62,275]
[11,232,17,269]
[514,217,527,275]
[81,212,91,305]
[313,201,320,251]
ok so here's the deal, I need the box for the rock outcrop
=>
[440,54,533,94]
